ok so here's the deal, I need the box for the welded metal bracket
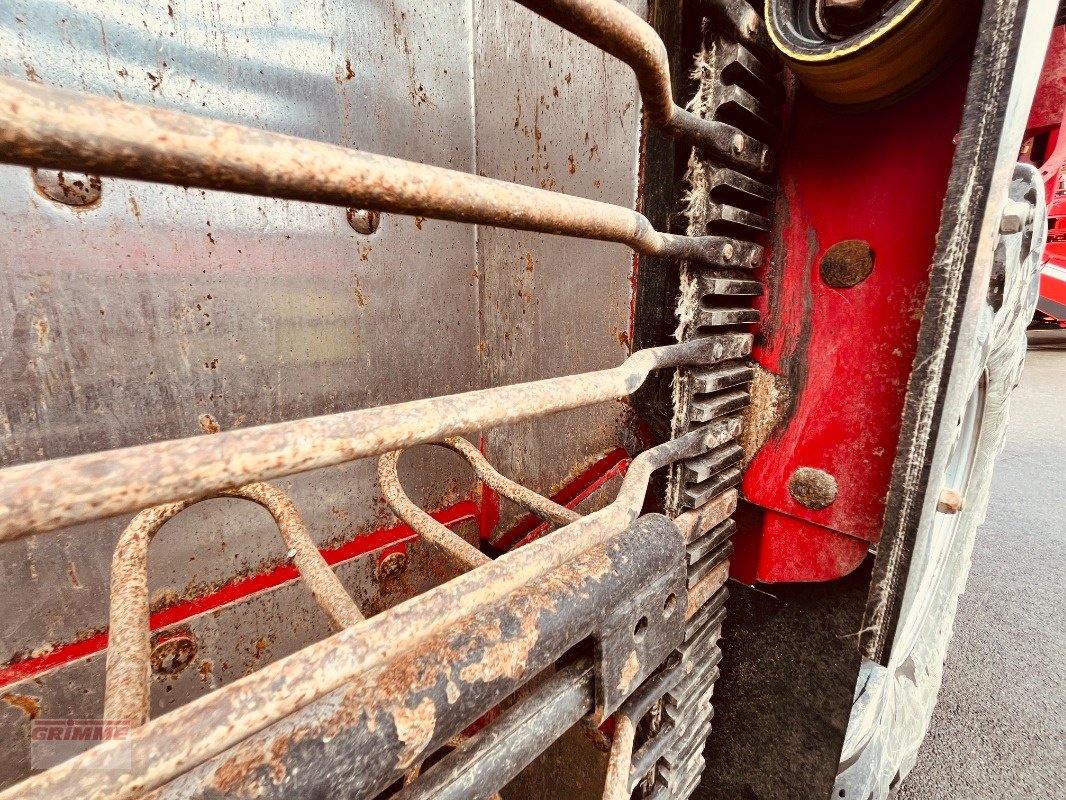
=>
[593,534,687,722]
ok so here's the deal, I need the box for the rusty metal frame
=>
[0,333,749,543]
[0,79,763,273]
[0,2,757,794]
[516,0,773,174]
[4,448,729,799]
[378,437,580,564]
[104,482,364,729]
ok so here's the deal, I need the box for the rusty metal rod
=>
[5,418,741,800]
[603,712,638,800]
[377,438,578,562]
[395,659,595,800]
[440,437,579,528]
[377,451,491,570]
[602,658,685,800]
[104,482,363,727]
[514,0,771,174]
[0,78,750,268]
[0,334,750,543]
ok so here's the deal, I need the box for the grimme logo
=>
[30,719,132,770]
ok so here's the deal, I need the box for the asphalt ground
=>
[896,332,1066,798]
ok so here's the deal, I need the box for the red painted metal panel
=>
[736,61,970,582]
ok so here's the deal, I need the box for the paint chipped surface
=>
[617,650,641,695]
[740,364,792,463]
[1,691,41,719]
[392,697,436,769]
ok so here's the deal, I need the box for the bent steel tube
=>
[4,418,742,800]
[0,334,750,542]
[377,450,491,570]
[104,482,363,727]
[514,0,771,174]
[439,437,579,528]
[0,78,757,269]
[378,438,579,560]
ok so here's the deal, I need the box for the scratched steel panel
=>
[473,0,645,528]
[0,0,645,788]
[0,0,478,677]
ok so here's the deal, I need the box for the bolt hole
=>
[663,593,677,616]
[633,617,648,642]
[839,790,846,797]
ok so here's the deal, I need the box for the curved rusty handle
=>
[103,482,363,727]
[377,451,491,571]
[377,437,584,569]
[438,437,580,530]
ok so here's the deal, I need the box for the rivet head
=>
[937,488,963,514]
[820,240,874,288]
[788,467,838,509]
[346,208,380,235]
[732,134,746,154]
[31,168,102,208]
[150,634,198,677]
[722,242,735,261]
[377,551,407,581]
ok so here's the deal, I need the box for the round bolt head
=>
[377,550,407,581]
[31,168,102,208]
[820,240,874,288]
[788,467,838,510]
[722,242,735,261]
[936,488,963,515]
[346,207,380,235]
[732,133,746,154]
[150,634,198,677]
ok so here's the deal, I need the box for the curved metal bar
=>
[0,334,751,543]
[103,482,363,727]
[6,417,743,800]
[440,437,580,528]
[514,0,772,174]
[0,78,757,270]
[377,451,491,571]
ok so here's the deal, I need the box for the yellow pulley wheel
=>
[765,0,981,108]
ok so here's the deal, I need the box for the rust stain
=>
[1,692,41,719]
[524,253,535,273]
[392,697,436,769]
[353,277,366,308]
[414,216,425,230]
[740,364,792,463]
[32,317,48,349]
[213,741,283,794]
[344,58,355,80]
[66,561,81,588]
[198,413,220,434]
[198,660,213,682]
[568,154,577,175]
[617,650,640,694]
